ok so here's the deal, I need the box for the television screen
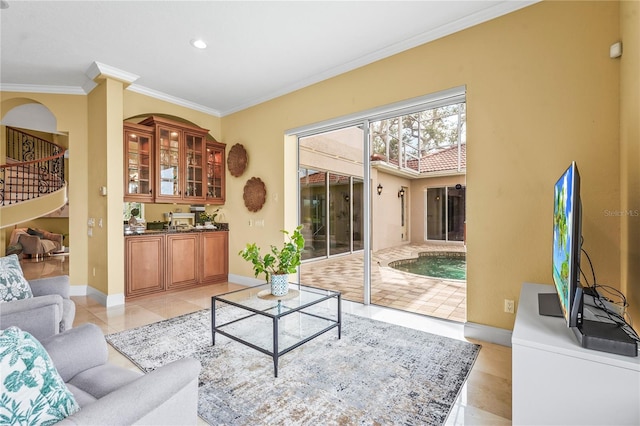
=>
[552,161,581,327]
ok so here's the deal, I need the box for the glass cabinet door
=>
[124,126,153,201]
[206,142,225,203]
[158,126,181,198]
[185,133,204,199]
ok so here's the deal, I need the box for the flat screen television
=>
[539,161,638,357]
[539,161,583,326]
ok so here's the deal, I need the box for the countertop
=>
[124,224,228,236]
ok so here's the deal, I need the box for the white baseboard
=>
[86,286,125,307]
[227,274,261,287]
[69,284,87,297]
[464,322,513,347]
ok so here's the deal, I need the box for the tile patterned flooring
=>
[19,252,512,425]
[301,242,467,322]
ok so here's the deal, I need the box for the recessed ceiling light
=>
[190,39,207,49]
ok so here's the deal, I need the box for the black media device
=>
[539,161,637,357]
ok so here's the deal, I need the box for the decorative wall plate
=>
[227,143,248,177]
[243,177,266,212]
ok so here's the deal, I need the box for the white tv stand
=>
[512,283,640,425]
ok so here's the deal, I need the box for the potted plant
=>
[239,226,304,296]
[199,209,219,226]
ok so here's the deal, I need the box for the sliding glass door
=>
[426,186,466,242]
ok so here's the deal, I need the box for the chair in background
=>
[9,227,63,259]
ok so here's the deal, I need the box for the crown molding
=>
[85,61,139,85]
[126,84,221,117]
[0,83,86,95]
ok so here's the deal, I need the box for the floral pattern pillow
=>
[0,327,80,425]
[0,255,33,302]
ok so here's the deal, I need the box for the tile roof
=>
[416,143,466,173]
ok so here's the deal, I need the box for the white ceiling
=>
[0,1,537,117]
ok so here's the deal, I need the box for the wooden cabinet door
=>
[155,125,182,202]
[124,123,154,202]
[125,235,164,297]
[205,142,226,204]
[183,131,206,202]
[200,231,228,283]
[166,233,199,289]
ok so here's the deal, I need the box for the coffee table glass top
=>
[213,283,339,317]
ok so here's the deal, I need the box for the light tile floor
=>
[20,251,511,425]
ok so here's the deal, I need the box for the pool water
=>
[389,253,466,280]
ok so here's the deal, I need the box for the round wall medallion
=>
[227,143,248,177]
[243,177,267,212]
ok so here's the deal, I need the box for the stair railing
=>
[1,127,66,206]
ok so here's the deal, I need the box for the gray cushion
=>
[68,364,142,399]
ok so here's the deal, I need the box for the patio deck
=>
[300,242,466,322]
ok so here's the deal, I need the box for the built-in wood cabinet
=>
[123,116,225,204]
[124,123,154,202]
[140,116,209,204]
[125,231,228,298]
[125,234,165,297]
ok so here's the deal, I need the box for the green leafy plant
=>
[199,208,219,223]
[239,226,304,281]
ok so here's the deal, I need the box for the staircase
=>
[1,127,67,228]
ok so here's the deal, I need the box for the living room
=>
[1,0,639,424]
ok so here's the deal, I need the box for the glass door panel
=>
[447,186,466,241]
[426,187,446,240]
[159,127,180,197]
[352,179,364,251]
[185,133,204,198]
[206,143,225,202]
[329,173,351,256]
[300,169,327,260]
[124,128,152,199]
[299,125,365,305]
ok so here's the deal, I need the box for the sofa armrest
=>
[41,323,108,382]
[40,230,63,245]
[29,275,70,299]
[0,295,63,340]
[58,358,201,426]
[17,233,43,255]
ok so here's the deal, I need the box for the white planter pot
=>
[270,274,289,296]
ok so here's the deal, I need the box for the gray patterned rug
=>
[106,308,480,425]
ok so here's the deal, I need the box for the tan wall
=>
[222,1,623,331]
[1,93,89,289]
[620,0,640,328]
[372,171,411,251]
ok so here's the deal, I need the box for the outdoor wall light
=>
[377,184,383,195]
[398,188,405,198]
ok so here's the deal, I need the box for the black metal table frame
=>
[211,285,341,377]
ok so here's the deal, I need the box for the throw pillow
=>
[26,228,44,239]
[0,254,33,303]
[0,327,80,424]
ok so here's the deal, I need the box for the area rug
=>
[106,308,480,425]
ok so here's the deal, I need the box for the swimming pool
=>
[388,252,466,280]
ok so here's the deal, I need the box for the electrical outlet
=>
[504,299,515,314]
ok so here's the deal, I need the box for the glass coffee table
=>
[211,283,341,377]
